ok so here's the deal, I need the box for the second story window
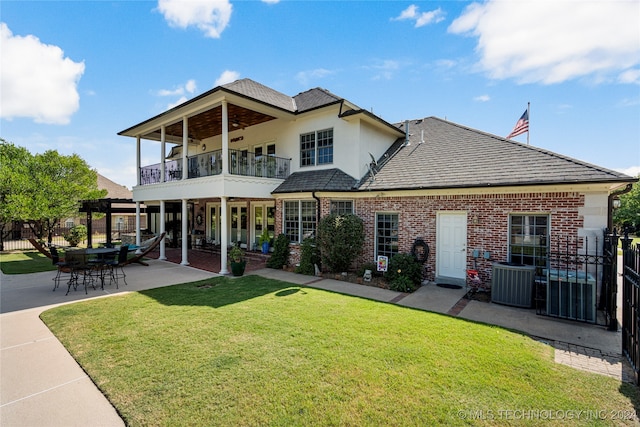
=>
[300,129,333,167]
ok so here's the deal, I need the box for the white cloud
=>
[448,1,640,85]
[0,23,85,125]
[166,96,189,110]
[393,5,445,28]
[261,0,279,4]
[473,95,490,102]
[616,166,640,178]
[157,0,232,38]
[156,79,197,110]
[184,79,197,93]
[295,68,334,86]
[214,70,240,86]
[618,69,640,85]
[366,60,401,81]
[157,79,197,96]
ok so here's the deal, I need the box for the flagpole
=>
[527,101,530,145]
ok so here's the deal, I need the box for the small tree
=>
[266,234,290,269]
[296,237,321,275]
[64,224,87,247]
[317,213,364,273]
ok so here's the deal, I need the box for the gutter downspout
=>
[312,191,321,237]
[607,183,633,231]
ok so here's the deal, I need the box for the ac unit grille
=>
[491,263,536,308]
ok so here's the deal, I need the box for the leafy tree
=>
[613,179,640,233]
[0,140,106,246]
[317,213,364,273]
[0,140,31,250]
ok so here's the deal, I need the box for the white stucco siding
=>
[169,105,398,182]
[358,121,398,178]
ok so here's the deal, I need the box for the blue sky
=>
[1,0,639,190]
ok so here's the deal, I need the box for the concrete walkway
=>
[1,262,632,426]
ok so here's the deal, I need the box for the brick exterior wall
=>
[275,192,585,282]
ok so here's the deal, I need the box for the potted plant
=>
[259,229,271,254]
[229,245,246,276]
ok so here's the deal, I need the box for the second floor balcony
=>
[139,149,291,186]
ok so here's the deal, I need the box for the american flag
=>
[507,109,529,139]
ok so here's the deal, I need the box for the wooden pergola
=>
[80,198,143,247]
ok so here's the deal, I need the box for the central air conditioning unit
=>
[491,262,536,308]
[546,269,597,323]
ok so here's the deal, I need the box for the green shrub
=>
[63,224,87,247]
[296,237,320,275]
[389,275,418,293]
[266,234,289,269]
[317,213,364,273]
[385,253,422,291]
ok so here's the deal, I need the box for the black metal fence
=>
[621,231,639,386]
[535,231,617,329]
[1,219,137,251]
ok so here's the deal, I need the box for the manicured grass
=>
[41,276,639,426]
[0,251,55,274]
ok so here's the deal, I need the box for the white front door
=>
[436,212,467,281]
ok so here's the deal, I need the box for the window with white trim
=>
[300,129,333,167]
[284,200,317,243]
[330,200,354,215]
[509,214,549,274]
[376,213,399,259]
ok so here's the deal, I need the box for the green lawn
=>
[41,276,638,426]
[0,251,56,274]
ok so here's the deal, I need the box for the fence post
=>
[608,229,619,331]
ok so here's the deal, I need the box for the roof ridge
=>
[418,117,630,179]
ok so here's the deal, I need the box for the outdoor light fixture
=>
[613,198,621,209]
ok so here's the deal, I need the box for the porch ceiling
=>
[158,104,276,142]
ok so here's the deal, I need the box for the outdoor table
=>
[86,247,119,288]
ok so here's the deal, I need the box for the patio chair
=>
[64,249,96,295]
[51,247,71,291]
[105,245,130,288]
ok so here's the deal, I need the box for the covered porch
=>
[120,82,293,274]
[144,197,275,275]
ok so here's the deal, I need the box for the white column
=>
[221,100,229,175]
[159,200,166,260]
[219,196,229,275]
[182,116,188,180]
[135,202,141,247]
[136,136,141,187]
[181,198,189,265]
[160,125,166,182]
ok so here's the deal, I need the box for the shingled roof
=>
[223,79,344,114]
[97,174,133,199]
[222,79,296,112]
[359,117,633,191]
[273,168,358,193]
